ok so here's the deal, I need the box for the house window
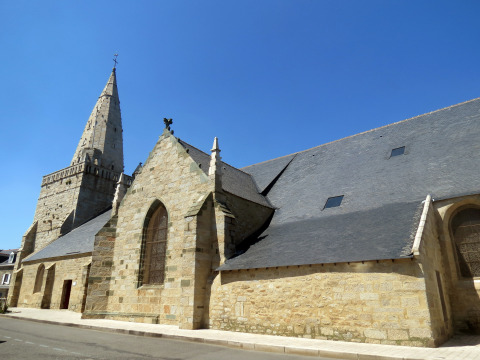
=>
[140,201,168,285]
[1,273,10,285]
[8,252,14,263]
[390,146,405,157]
[451,208,480,277]
[324,195,344,209]
[33,264,45,293]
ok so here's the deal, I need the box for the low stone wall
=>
[210,259,435,347]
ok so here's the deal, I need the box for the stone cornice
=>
[42,163,133,186]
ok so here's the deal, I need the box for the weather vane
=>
[113,53,119,68]
[164,118,174,134]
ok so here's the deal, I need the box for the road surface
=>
[0,317,340,359]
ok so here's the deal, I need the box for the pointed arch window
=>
[140,201,168,285]
[34,264,45,293]
[452,207,480,277]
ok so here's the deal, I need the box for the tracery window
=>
[452,207,480,277]
[33,264,45,293]
[140,202,168,285]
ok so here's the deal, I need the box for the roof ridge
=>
[244,96,480,167]
[242,153,296,170]
[178,139,255,177]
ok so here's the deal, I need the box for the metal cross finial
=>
[113,54,119,68]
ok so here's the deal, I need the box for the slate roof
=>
[0,249,17,267]
[178,140,272,208]
[219,97,480,270]
[0,249,18,257]
[23,210,112,262]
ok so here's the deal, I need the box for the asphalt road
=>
[0,317,339,360]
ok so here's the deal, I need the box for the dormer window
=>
[1,273,10,285]
[8,252,14,263]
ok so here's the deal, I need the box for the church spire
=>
[209,137,223,197]
[71,68,124,172]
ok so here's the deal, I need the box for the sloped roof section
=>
[24,210,112,262]
[220,97,480,270]
[242,153,296,194]
[178,140,271,208]
[220,201,423,270]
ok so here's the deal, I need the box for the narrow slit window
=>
[324,195,344,209]
[390,146,405,157]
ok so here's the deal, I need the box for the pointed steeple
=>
[71,68,124,172]
[209,137,223,196]
[112,173,128,215]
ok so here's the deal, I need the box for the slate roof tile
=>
[220,97,480,270]
[23,210,112,262]
[178,139,272,207]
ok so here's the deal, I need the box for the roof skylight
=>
[324,195,344,209]
[390,146,405,157]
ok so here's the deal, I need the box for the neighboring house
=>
[8,66,480,347]
[0,249,18,299]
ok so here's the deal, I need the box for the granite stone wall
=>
[83,131,273,330]
[14,255,91,312]
[209,260,436,347]
[32,165,86,252]
[84,131,214,327]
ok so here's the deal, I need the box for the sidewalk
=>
[2,308,480,360]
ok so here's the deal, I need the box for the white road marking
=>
[14,338,22,342]
[39,344,49,348]
[53,347,66,351]
[25,341,35,345]
[4,336,11,339]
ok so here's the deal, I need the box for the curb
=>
[0,314,428,360]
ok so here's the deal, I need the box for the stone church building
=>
[8,67,480,347]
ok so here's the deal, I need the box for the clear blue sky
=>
[1,1,480,250]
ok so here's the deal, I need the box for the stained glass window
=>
[141,203,168,285]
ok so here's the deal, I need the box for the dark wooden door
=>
[60,280,72,309]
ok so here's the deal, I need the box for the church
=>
[8,67,480,347]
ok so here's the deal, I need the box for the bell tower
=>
[71,68,123,172]
[20,67,126,259]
